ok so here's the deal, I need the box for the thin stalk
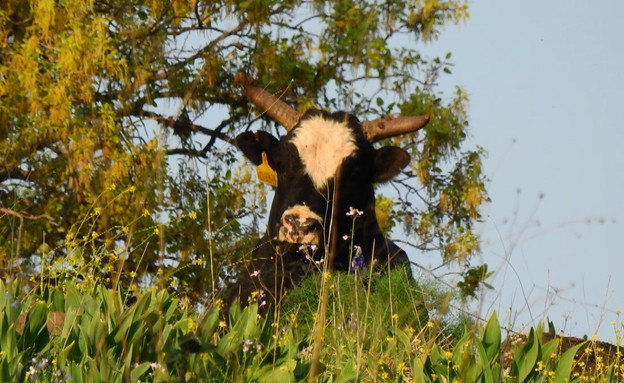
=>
[309,169,342,381]
[205,165,216,298]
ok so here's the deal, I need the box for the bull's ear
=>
[373,146,410,182]
[236,131,280,166]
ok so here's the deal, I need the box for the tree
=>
[0,0,487,299]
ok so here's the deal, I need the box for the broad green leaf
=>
[553,341,587,383]
[517,329,540,382]
[199,307,220,339]
[130,362,151,382]
[333,359,357,383]
[482,312,501,363]
[474,338,494,383]
[541,337,560,365]
[412,357,427,383]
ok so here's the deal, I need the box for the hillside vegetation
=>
[2,263,622,382]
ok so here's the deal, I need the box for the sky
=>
[177,0,623,341]
[415,0,624,341]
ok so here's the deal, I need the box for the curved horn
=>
[362,115,430,142]
[234,72,302,131]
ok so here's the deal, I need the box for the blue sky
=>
[417,0,624,341]
[180,0,622,341]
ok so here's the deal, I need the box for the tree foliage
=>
[0,0,487,299]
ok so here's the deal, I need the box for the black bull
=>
[228,109,418,306]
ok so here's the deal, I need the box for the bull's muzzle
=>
[278,205,323,245]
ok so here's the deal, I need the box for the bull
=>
[229,73,429,307]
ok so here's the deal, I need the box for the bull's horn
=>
[362,115,430,142]
[235,72,302,131]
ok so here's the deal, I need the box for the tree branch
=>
[0,207,59,226]
[138,110,238,158]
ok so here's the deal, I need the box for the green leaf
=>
[553,341,586,383]
[130,361,151,382]
[541,337,560,365]
[198,307,219,339]
[474,338,494,383]
[412,357,427,383]
[482,312,501,363]
[517,329,540,382]
[333,359,357,383]
[0,358,11,383]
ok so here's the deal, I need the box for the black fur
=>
[230,109,410,307]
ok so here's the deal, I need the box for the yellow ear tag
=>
[256,152,278,187]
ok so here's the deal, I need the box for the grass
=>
[1,200,623,382]
[2,260,623,382]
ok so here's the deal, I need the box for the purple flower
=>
[350,246,366,272]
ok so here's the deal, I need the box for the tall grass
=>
[1,197,622,382]
[2,260,622,382]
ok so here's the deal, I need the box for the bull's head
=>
[235,73,429,268]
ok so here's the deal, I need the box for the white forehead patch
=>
[291,115,358,190]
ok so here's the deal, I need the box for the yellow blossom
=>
[188,318,197,332]
[109,183,117,191]
[188,211,197,220]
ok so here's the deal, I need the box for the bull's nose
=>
[283,214,319,230]
[278,205,324,245]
